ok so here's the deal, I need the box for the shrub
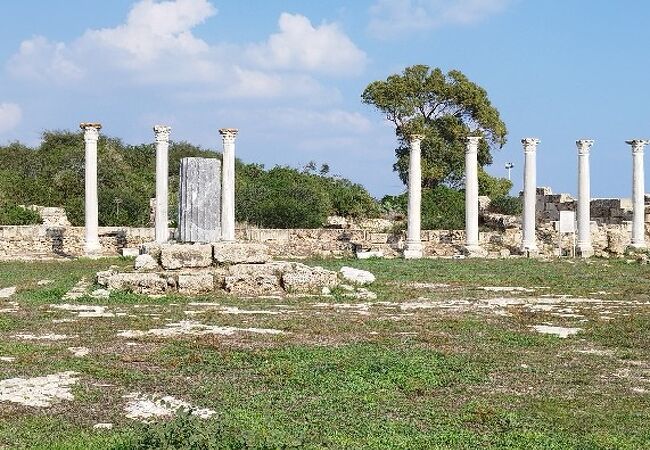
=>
[421,186,465,230]
[489,195,523,216]
[0,204,42,225]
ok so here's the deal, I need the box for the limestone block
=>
[121,248,140,257]
[141,242,162,261]
[178,157,222,243]
[281,264,338,294]
[339,266,376,285]
[224,262,286,296]
[212,242,270,265]
[105,273,168,295]
[325,215,348,229]
[607,228,630,255]
[134,254,159,272]
[178,273,215,296]
[356,250,384,259]
[96,269,117,287]
[160,244,213,270]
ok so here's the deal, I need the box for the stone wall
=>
[1,223,645,260]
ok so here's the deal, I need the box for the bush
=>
[421,186,465,230]
[0,204,42,225]
[489,195,523,216]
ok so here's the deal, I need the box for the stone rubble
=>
[124,392,216,422]
[0,371,79,407]
[117,320,284,338]
[0,287,16,298]
[339,267,376,285]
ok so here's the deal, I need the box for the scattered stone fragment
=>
[344,288,378,301]
[339,267,376,285]
[117,320,284,338]
[134,254,159,272]
[93,423,113,430]
[124,392,215,422]
[0,357,15,362]
[480,286,535,293]
[50,304,114,318]
[68,347,90,357]
[0,287,16,298]
[531,325,581,338]
[90,289,110,300]
[62,278,91,300]
[0,371,79,407]
[13,333,76,341]
[37,280,54,286]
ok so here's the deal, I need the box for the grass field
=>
[0,257,649,449]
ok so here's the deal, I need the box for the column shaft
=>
[628,140,647,248]
[576,140,594,257]
[404,135,424,259]
[220,128,238,242]
[81,123,101,256]
[154,125,171,244]
[521,138,540,254]
[464,137,481,252]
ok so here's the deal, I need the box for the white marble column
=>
[219,128,238,242]
[404,134,425,259]
[154,125,171,244]
[627,139,648,249]
[521,138,540,255]
[576,139,594,257]
[81,122,102,256]
[463,136,483,255]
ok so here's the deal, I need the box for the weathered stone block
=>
[212,242,270,264]
[224,263,286,296]
[281,263,338,294]
[134,254,159,272]
[105,273,168,295]
[121,248,140,257]
[178,157,222,243]
[339,266,375,285]
[160,244,213,270]
[178,273,215,296]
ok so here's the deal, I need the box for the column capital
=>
[408,134,425,145]
[466,136,481,153]
[626,139,649,154]
[80,122,101,141]
[521,137,540,153]
[153,125,171,142]
[219,128,238,143]
[576,139,594,155]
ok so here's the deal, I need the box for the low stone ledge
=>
[213,242,270,264]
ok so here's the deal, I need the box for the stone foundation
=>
[0,223,648,260]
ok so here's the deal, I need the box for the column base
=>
[84,241,102,258]
[520,244,539,258]
[462,245,488,258]
[629,242,647,250]
[576,244,594,258]
[403,241,423,259]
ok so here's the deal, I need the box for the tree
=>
[361,65,507,189]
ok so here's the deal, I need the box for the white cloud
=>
[0,103,22,134]
[247,13,368,76]
[368,0,511,38]
[6,1,366,98]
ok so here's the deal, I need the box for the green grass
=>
[0,257,649,449]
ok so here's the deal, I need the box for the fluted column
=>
[627,139,648,249]
[154,125,171,243]
[463,136,483,256]
[81,122,102,256]
[521,138,540,255]
[576,139,594,257]
[404,134,424,259]
[219,128,238,241]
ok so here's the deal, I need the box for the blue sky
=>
[1,0,649,199]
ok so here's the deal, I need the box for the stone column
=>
[463,136,484,256]
[219,128,238,242]
[81,123,102,256]
[154,125,171,244]
[521,138,540,255]
[404,134,425,259]
[627,139,648,249]
[576,139,594,257]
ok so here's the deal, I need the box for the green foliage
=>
[490,195,523,216]
[381,186,465,230]
[362,65,508,188]
[0,204,42,225]
[0,131,379,229]
[478,169,512,198]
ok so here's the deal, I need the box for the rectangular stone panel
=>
[178,157,221,243]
